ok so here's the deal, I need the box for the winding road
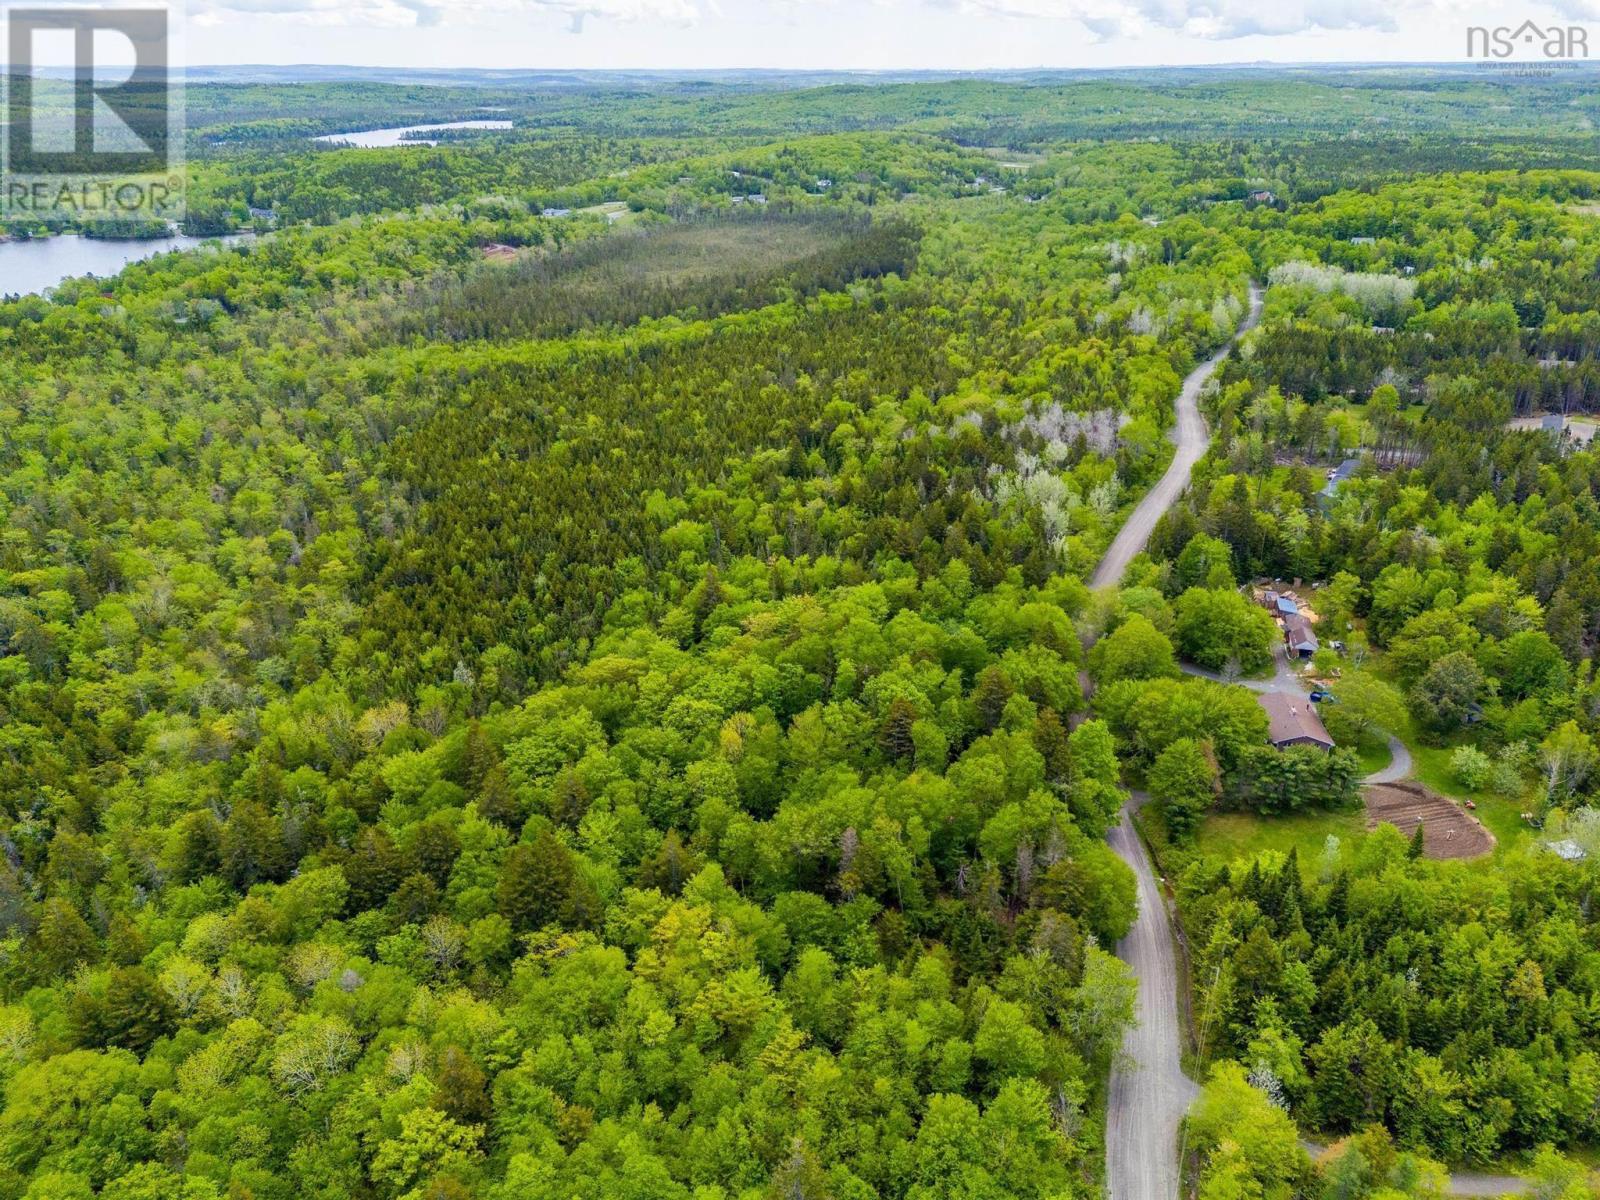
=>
[1098,283,1261,1200]
[1089,284,1262,593]
[1092,280,1527,1199]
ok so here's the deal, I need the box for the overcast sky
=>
[130,0,1600,68]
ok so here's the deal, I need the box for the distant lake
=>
[314,120,514,148]
[0,233,251,298]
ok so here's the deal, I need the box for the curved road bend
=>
[1363,734,1413,786]
[1089,284,1264,593]
[1097,283,1262,1200]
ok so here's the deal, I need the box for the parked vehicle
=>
[1309,690,1337,703]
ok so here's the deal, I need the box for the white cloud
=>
[185,0,1598,41]
[541,0,702,32]
[932,0,1511,39]
[193,0,701,30]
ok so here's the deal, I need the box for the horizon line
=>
[7,58,1594,74]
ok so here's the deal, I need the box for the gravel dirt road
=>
[1104,793,1198,1200]
[1098,284,1260,1200]
[1089,284,1262,593]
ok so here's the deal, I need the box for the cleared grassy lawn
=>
[1195,807,1365,866]
[576,201,641,227]
[1139,800,1361,877]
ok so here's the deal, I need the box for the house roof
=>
[1283,614,1319,650]
[1275,596,1300,616]
[1259,693,1335,748]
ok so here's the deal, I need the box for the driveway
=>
[1363,734,1412,785]
[1179,640,1302,695]
[1303,1141,1527,1196]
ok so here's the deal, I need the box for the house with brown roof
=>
[1258,693,1335,751]
[1283,614,1319,658]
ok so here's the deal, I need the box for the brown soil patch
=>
[1363,782,1494,859]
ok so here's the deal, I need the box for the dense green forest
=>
[3,70,1600,1200]
[0,123,1248,1199]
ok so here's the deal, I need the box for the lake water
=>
[0,234,249,298]
[314,120,513,148]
